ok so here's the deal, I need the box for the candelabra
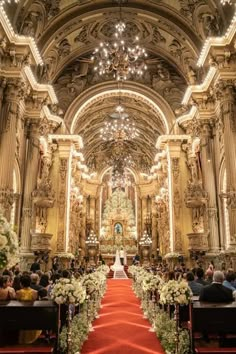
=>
[139,230,152,264]
[85,230,99,266]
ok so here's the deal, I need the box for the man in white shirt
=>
[119,247,124,265]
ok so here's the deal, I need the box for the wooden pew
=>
[189,301,236,354]
[0,300,58,354]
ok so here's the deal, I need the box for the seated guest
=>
[12,275,22,292]
[16,274,38,301]
[186,271,203,296]
[0,275,16,300]
[199,270,234,302]
[16,275,40,344]
[195,268,209,286]
[205,264,214,283]
[30,273,42,291]
[223,270,236,291]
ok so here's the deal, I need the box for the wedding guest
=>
[12,275,22,291]
[199,270,234,302]
[195,268,209,286]
[30,273,42,291]
[222,270,236,291]
[16,275,41,344]
[186,271,203,296]
[0,275,16,300]
[30,258,40,273]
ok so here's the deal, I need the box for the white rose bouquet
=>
[82,274,99,294]
[51,278,86,306]
[142,273,163,292]
[0,210,19,269]
[159,280,192,305]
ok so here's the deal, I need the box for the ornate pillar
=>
[80,210,86,258]
[90,196,96,229]
[220,84,236,249]
[20,120,40,253]
[56,140,73,254]
[141,197,147,233]
[0,79,24,219]
[200,123,220,252]
[167,141,184,254]
[151,197,158,256]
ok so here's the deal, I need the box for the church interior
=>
[0,0,235,270]
[0,0,236,353]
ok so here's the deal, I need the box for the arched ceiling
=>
[11,0,231,176]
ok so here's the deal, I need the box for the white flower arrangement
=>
[0,210,19,269]
[142,273,163,292]
[82,274,99,294]
[82,271,107,296]
[51,278,86,305]
[56,253,75,259]
[96,264,110,275]
[159,280,192,305]
[164,252,181,259]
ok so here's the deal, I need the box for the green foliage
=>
[154,309,191,354]
[59,310,89,354]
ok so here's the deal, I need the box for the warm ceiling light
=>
[91,0,147,81]
[100,115,139,142]
[220,0,232,4]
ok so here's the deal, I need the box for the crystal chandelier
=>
[91,2,147,80]
[100,101,139,142]
[109,168,132,189]
[100,115,138,142]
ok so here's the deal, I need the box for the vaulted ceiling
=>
[10,0,232,175]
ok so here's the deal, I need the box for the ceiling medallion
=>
[91,1,147,81]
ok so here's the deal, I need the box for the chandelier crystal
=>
[100,113,139,142]
[109,168,132,189]
[91,19,148,80]
[139,230,152,246]
[85,230,99,245]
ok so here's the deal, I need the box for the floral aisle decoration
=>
[59,306,89,354]
[0,210,19,270]
[142,273,163,293]
[153,309,191,354]
[51,278,86,306]
[159,280,192,354]
[51,278,86,354]
[142,273,163,322]
[159,279,192,305]
[96,264,110,275]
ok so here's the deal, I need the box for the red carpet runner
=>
[81,279,165,354]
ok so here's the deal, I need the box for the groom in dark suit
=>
[199,270,234,302]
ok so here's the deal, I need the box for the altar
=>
[99,189,138,257]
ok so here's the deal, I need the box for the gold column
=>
[0,79,24,219]
[220,84,236,249]
[56,140,73,254]
[200,123,220,252]
[20,120,40,253]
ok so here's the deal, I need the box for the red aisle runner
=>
[81,279,165,354]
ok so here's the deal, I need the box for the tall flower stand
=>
[67,304,73,354]
[174,304,180,354]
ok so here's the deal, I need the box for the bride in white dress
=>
[110,249,124,271]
